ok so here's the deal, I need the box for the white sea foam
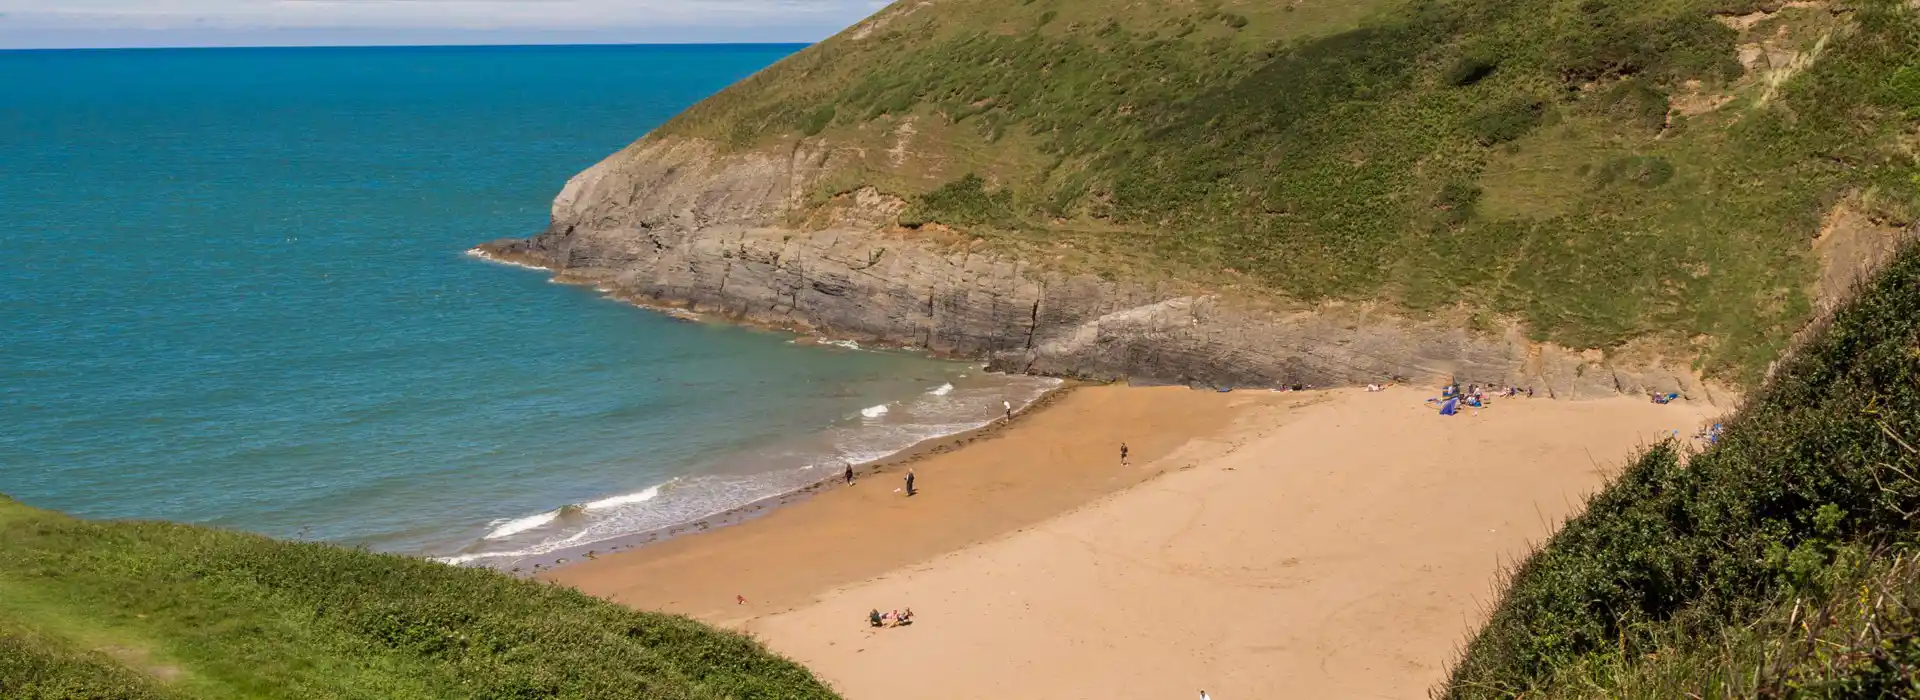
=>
[436,551,505,566]
[441,373,1069,570]
[465,248,550,272]
[484,510,561,540]
[584,484,663,510]
[823,339,862,351]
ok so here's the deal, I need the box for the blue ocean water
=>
[0,45,1054,566]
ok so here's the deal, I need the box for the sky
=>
[0,0,891,49]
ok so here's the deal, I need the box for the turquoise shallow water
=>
[0,45,1054,566]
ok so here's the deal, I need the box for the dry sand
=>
[549,384,1717,699]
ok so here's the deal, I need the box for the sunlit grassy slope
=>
[0,497,837,700]
[644,0,1920,384]
[1443,239,1920,697]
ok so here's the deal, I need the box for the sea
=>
[0,45,1057,568]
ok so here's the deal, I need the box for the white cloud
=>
[0,0,882,30]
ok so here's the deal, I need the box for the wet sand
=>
[548,385,1717,698]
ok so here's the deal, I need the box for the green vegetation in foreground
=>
[1441,239,1920,697]
[654,0,1920,384]
[0,498,837,699]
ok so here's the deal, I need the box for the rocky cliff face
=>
[480,137,1730,402]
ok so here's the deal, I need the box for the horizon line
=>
[0,41,816,54]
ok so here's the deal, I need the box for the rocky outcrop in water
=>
[479,137,1728,402]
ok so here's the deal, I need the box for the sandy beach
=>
[548,384,1717,698]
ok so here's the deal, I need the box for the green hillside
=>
[1442,238,1920,696]
[649,0,1918,384]
[0,497,837,700]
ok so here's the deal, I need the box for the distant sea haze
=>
[0,44,1055,567]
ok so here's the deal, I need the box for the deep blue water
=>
[0,45,1053,565]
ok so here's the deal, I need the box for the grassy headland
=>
[642,0,1919,384]
[0,497,837,699]
[1442,239,1920,696]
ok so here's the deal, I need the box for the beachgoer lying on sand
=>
[869,609,885,627]
[896,608,914,626]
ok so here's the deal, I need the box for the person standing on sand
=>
[1199,691,1211,700]
[1120,442,1129,465]
[905,469,916,497]
[1004,400,1013,421]
[844,463,855,486]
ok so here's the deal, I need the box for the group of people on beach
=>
[868,607,915,628]
[1428,382,1534,414]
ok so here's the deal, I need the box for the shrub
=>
[799,105,836,136]
[1467,98,1546,145]
[1443,240,1920,697]
[1434,180,1482,223]
[1447,55,1499,86]
[1887,65,1920,115]
[903,173,1015,228]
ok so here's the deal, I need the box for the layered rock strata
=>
[480,138,1725,402]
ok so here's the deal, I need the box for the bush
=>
[1434,180,1483,223]
[1590,78,1671,134]
[1887,65,1920,115]
[1467,98,1546,145]
[902,173,1015,228]
[799,105,836,136]
[1443,240,1920,697]
[1446,55,1499,86]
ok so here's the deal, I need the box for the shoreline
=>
[539,383,1307,624]
[496,381,1080,574]
[467,243,1079,574]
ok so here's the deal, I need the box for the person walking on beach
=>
[844,463,855,486]
[1199,691,1211,700]
[1120,442,1130,465]
[1003,400,1013,421]
[905,469,917,497]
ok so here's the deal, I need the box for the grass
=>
[0,497,838,700]
[636,0,1920,385]
[1438,237,1920,697]
[1537,547,1920,697]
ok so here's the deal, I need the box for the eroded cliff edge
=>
[478,137,1736,402]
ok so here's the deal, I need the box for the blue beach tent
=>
[1439,397,1460,416]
